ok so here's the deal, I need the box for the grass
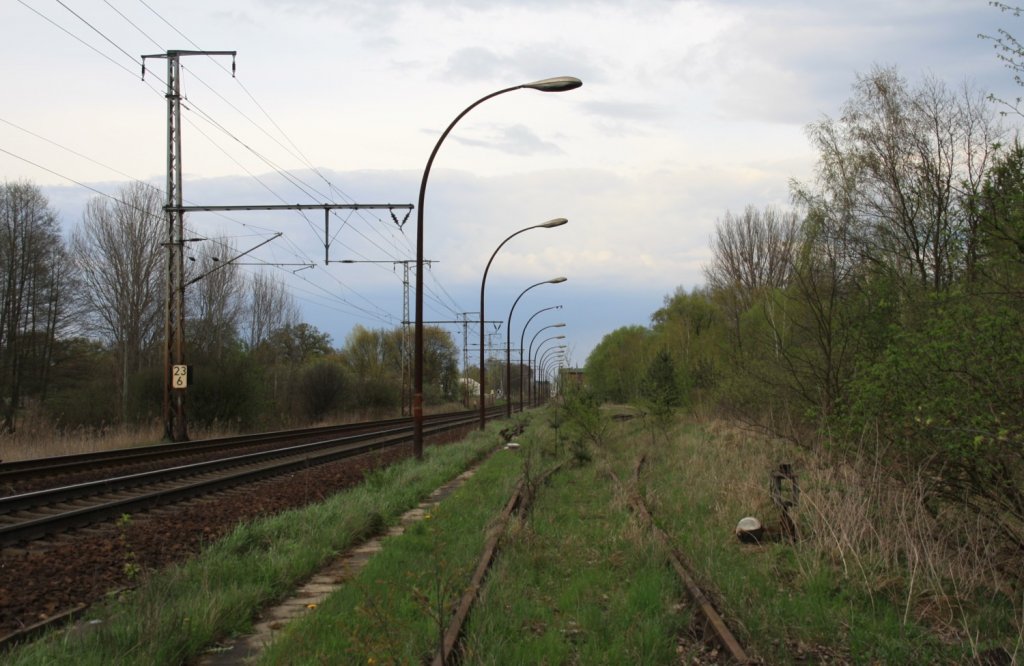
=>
[0,420,167,462]
[255,411,690,665]
[255,432,525,664]
[8,404,1020,664]
[622,416,1022,663]
[0,404,443,463]
[459,432,688,664]
[3,425,503,665]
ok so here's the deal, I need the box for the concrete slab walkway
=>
[197,465,482,665]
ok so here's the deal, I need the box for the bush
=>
[842,293,1024,552]
[297,359,349,421]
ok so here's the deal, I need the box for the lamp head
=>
[523,76,583,92]
[548,276,567,284]
[554,323,566,327]
[540,217,568,228]
[555,335,566,339]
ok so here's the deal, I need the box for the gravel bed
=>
[0,438,433,638]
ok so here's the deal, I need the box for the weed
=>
[560,385,608,448]
[116,513,140,582]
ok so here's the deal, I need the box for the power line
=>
[16,0,151,82]
[103,0,162,50]
[16,1,467,332]
[55,0,139,64]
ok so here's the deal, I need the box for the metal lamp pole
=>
[535,344,567,405]
[504,278,566,418]
[519,309,563,412]
[479,222,567,428]
[414,77,581,458]
[528,328,566,407]
[543,354,566,403]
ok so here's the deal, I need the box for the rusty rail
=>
[623,456,753,664]
[432,461,564,665]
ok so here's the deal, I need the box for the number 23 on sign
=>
[172,364,188,389]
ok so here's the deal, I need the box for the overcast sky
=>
[1,0,1020,369]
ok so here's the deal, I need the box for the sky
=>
[1,0,1020,372]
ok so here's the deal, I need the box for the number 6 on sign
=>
[172,364,189,389]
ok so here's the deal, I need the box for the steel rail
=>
[625,455,752,664]
[0,411,485,547]
[0,410,479,489]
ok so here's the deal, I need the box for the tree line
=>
[585,65,1024,553]
[0,180,461,437]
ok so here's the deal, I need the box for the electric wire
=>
[126,0,436,311]
[15,1,467,333]
[133,0,412,262]
[16,0,152,83]
[55,0,139,65]
[102,0,162,48]
[14,4,378,293]
[0,114,297,246]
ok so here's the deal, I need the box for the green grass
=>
[616,416,1009,664]
[10,407,1018,664]
[256,411,690,665]
[459,450,688,664]
[254,440,524,664]
[4,428,503,666]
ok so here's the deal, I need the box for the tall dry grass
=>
[698,417,1023,659]
[793,438,1021,658]
[0,416,241,463]
[0,402,433,464]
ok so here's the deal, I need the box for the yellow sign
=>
[172,364,188,389]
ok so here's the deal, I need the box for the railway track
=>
[0,409,495,548]
[626,454,754,664]
[0,409,489,496]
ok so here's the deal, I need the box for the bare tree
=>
[705,205,800,302]
[802,66,1001,292]
[186,237,246,360]
[245,270,298,349]
[703,205,800,349]
[0,182,68,432]
[71,183,164,419]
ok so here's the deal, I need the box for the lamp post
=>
[478,222,567,429]
[519,309,563,412]
[414,77,581,459]
[528,329,565,407]
[544,354,569,401]
[536,344,566,406]
[539,349,567,405]
[541,350,566,405]
[505,278,566,419]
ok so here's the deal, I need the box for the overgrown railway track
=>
[625,454,754,664]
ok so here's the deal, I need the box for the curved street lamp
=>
[413,77,582,458]
[520,313,564,412]
[536,342,569,403]
[545,356,566,401]
[537,346,567,405]
[505,278,566,418]
[528,330,565,407]
[479,222,567,429]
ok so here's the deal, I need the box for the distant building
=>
[560,367,585,390]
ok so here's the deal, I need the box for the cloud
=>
[683,1,1015,124]
[448,123,564,156]
[580,100,673,124]
[442,44,604,86]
